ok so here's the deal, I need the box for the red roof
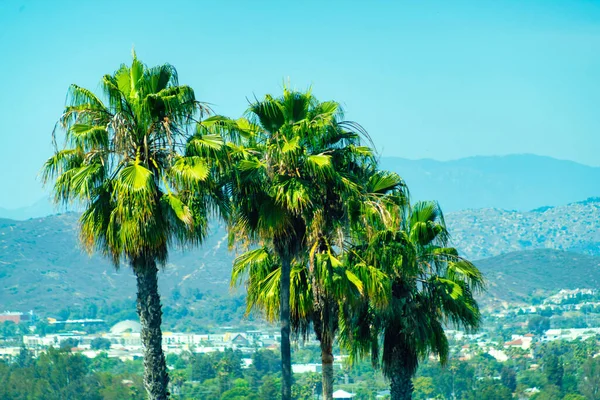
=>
[505,339,523,346]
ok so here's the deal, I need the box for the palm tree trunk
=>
[280,254,292,400]
[389,356,414,400]
[312,289,337,400]
[320,336,334,400]
[133,256,169,400]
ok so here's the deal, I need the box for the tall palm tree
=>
[42,53,223,400]
[226,88,371,399]
[232,169,398,400]
[307,165,402,399]
[342,200,484,400]
[231,245,372,400]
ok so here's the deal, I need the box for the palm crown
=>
[42,52,216,266]
[226,87,376,399]
[342,198,484,399]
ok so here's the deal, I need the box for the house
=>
[333,389,355,399]
[488,348,508,362]
[292,363,321,373]
[0,311,30,324]
[230,333,250,347]
[0,347,22,360]
[504,335,533,350]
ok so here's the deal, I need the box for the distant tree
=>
[1,321,18,338]
[191,353,216,382]
[58,308,71,321]
[521,369,549,389]
[532,385,562,400]
[478,382,512,400]
[413,376,435,400]
[563,394,587,400]
[529,316,551,335]
[15,345,33,368]
[59,338,79,351]
[84,303,98,319]
[545,355,564,389]
[258,375,280,399]
[251,349,280,375]
[580,357,600,400]
[217,350,244,394]
[90,337,111,351]
[501,366,518,392]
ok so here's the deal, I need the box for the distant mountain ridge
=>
[2,198,600,313]
[0,197,57,221]
[380,154,600,212]
[2,154,599,220]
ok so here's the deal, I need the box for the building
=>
[292,363,322,373]
[504,335,533,350]
[0,311,31,324]
[110,320,142,334]
[333,390,355,399]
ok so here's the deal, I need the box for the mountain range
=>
[2,154,599,220]
[380,154,600,212]
[1,153,599,318]
[2,198,600,315]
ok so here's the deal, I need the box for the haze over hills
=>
[1,153,598,316]
[475,249,600,307]
[2,154,599,220]
[380,154,600,212]
[2,198,600,314]
[0,214,235,314]
[0,198,56,221]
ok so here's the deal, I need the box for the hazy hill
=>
[2,200,600,313]
[0,198,57,221]
[0,214,234,314]
[476,249,600,307]
[2,154,599,221]
[380,154,600,212]
[447,198,600,260]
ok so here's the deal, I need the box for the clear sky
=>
[1,0,599,209]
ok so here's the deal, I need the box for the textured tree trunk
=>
[312,275,337,400]
[280,254,292,400]
[389,356,414,400]
[133,257,169,400]
[320,337,334,400]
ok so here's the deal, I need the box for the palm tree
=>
[342,200,484,400]
[231,245,367,400]
[232,170,397,400]
[226,88,373,399]
[307,165,402,399]
[42,53,223,400]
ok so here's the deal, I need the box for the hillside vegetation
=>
[0,214,238,326]
[475,249,600,306]
[447,198,600,260]
[2,200,600,314]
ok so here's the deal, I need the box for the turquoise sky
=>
[1,0,599,208]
